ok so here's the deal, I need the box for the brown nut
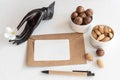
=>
[71,12,78,19]
[92,31,98,39]
[76,6,84,13]
[97,34,105,41]
[94,29,101,36]
[98,26,104,34]
[73,17,83,25]
[108,27,112,33]
[109,33,113,39]
[97,59,104,68]
[85,53,93,61]
[104,26,109,34]
[101,37,111,42]
[93,25,99,30]
[85,9,93,16]
[79,12,86,18]
[83,16,92,25]
[96,48,104,56]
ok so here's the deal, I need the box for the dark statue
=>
[9,1,55,45]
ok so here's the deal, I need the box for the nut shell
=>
[85,53,93,61]
[76,6,84,13]
[97,59,104,68]
[97,34,105,41]
[73,17,83,25]
[96,48,104,56]
[101,37,110,42]
[83,16,92,24]
[71,12,78,19]
[92,31,98,39]
[94,29,101,36]
[79,12,86,18]
[85,9,93,16]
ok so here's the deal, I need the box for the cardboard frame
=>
[26,33,86,66]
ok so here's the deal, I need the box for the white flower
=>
[4,27,16,40]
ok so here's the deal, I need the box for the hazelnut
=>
[79,12,86,18]
[85,53,93,61]
[76,6,84,13]
[83,16,92,24]
[85,9,93,16]
[71,12,78,19]
[73,17,83,25]
[96,48,104,56]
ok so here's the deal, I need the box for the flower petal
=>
[4,33,10,38]
[6,27,12,33]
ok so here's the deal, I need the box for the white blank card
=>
[34,39,70,61]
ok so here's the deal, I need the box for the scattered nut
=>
[73,17,83,25]
[101,37,110,42]
[79,12,86,18]
[85,53,93,61]
[85,9,93,16]
[109,33,113,39]
[97,34,105,41]
[96,48,104,56]
[71,12,78,19]
[83,16,92,24]
[98,26,104,34]
[97,59,104,68]
[92,31,98,39]
[76,6,84,13]
[94,29,101,36]
[93,25,99,30]
[104,26,109,34]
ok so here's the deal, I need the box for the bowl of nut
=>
[90,25,114,48]
[70,6,93,33]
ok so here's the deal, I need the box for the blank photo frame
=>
[26,33,86,66]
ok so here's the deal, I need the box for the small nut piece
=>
[96,48,104,56]
[109,33,113,39]
[94,29,101,36]
[97,59,104,68]
[92,31,98,39]
[97,34,105,41]
[101,37,110,42]
[85,53,93,61]
[104,26,109,34]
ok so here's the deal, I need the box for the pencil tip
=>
[41,70,49,74]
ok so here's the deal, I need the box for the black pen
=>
[42,70,95,77]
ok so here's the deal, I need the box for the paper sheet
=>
[34,39,70,61]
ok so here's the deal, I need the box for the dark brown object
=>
[71,12,78,19]
[85,9,93,16]
[74,17,83,25]
[9,2,55,45]
[79,12,86,18]
[96,48,104,56]
[76,6,84,13]
[83,16,92,24]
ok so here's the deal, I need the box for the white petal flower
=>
[4,27,16,40]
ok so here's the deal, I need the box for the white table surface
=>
[0,0,120,80]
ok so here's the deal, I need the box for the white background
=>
[0,0,120,80]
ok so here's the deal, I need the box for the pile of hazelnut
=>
[71,6,93,25]
[92,25,114,42]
